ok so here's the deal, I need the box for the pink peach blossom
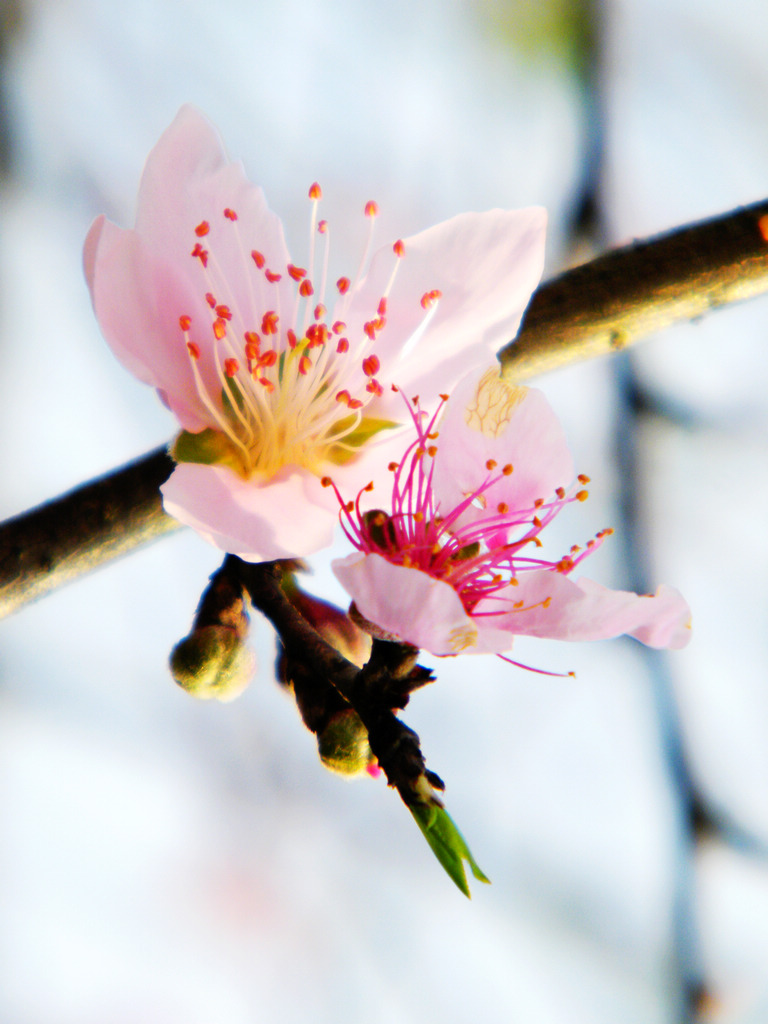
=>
[330,369,691,661]
[85,106,547,562]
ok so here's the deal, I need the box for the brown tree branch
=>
[0,447,177,618]
[2,199,768,618]
[500,198,768,380]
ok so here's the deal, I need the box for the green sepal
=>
[171,428,249,477]
[409,802,490,897]
[328,416,399,465]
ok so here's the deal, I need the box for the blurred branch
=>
[501,197,768,380]
[2,199,768,618]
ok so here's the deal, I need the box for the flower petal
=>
[476,570,692,649]
[332,553,484,656]
[343,207,547,415]
[431,368,574,528]
[162,462,339,562]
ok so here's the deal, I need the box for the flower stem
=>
[1,198,768,617]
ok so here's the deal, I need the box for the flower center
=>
[172,187,441,482]
[325,392,613,614]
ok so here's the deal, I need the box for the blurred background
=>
[1,0,767,1021]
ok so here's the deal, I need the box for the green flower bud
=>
[170,624,255,702]
[317,708,375,776]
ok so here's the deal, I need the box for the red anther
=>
[265,269,282,283]
[251,250,265,269]
[318,219,328,233]
[427,431,439,440]
[259,377,275,393]
[299,279,314,297]
[213,319,227,340]
[555,487,566,500]
[576,490,589,502]
[364,481,375,492]
[261,311,279,334]
[570,544,582,554]
[366,379,383,397]
[388,462,399,472]
[362,354,380,377]
[287,328,298,348]
[195,221,210,237]
[191,243,209,267]
[245,340,260,361]
[179,315,192,331]
[759,214,768,243]
[336,390,352,405]
[427,445,438,457]
[314,303,326,321]
[577,473,591,484]
[556,557,574,573]
[288,264,307,281]
[533,516,543,528]
[349,398,363,410]
[332,321,346,334]
[224,358,239,377]
[205,292,217,308]
[485,459,497,471]
[502,464,514,475]
[393,239,405,257]
[307,323,327,347]
[321,475,333,487]
[377,297,388,316]
[224,208,238,220]
[244,330,260,347]
[186,341,201,359]
[336,337,349,354]
[497,502,509,514]
[259,349,278,367]
[364,200,379,217]
[215,304,232,320]
[298,354,312,375]
[309,182,322,200]
[534,498,544,508]
[364,321,377,340]
[374,316,386,331]
[420,289,442,310]
[336,277,351,294]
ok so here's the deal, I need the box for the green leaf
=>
[409,802,490,897]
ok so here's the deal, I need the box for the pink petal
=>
[431,368,574,526]
[85,217,212,431]
[342,207,547,416]
[135,106,292,301]
[476,570,692,650]
[332,553,483,656]
[162,463,339,562]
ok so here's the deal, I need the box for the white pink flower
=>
[331,368,691,662]
[84,106,547,562]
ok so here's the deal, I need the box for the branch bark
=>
[2,199,768,618]
[500,198,768,380]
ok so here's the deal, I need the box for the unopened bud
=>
[317,708,376,776]
[170,625,255,702]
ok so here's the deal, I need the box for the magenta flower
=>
[331,369,691,661]
[84,106,547,562]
